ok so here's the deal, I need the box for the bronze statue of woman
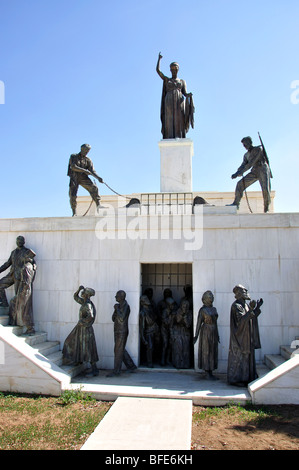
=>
[194,291,220,380]
[62,286,99,377]
[156,52,194,139]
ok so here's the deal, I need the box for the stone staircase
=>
[0,311,85,380]
[264,337,299,370]
[249,337,299,404]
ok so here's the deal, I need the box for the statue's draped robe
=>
[227,300,261,384]
[62,297,98,364]
[9,259,35,329]
[160,78,194,139]
[194,306,219,371]
[171,307,192,369]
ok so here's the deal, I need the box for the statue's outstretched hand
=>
[257,299,263,308]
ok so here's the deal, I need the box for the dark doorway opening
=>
[140,263,194,369]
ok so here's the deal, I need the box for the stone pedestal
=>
[159,138,193,193]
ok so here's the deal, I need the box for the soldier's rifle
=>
[258,132,273,178]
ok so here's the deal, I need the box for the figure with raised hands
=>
[227,285,263,386]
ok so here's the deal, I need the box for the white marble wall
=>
[0,210,298,372]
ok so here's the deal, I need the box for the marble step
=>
[46,349,86,378]
[1,322,85,380]
[264,354,286,370]
[280,345,295,361]
[30,340,61,356]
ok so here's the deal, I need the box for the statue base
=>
[159,138,193,193]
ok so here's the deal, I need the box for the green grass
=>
[0,389,112,450]
[193,402,279,423]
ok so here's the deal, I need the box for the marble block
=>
[159,138,193,192]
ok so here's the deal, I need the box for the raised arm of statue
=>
[156,52,167,81]
[74,286,85,305]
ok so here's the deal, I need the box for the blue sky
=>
[1,0,299,218]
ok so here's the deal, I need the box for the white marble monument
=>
[159,138,193,192]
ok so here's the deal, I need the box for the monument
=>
[1,49,299,407]
[156,52,195,193]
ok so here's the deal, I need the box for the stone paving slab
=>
[81,396,192,450]
[70,368,253,406]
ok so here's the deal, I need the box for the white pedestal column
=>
[159,138,194,193]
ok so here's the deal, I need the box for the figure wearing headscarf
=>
[62,286,99,377]
[194,291,220,380]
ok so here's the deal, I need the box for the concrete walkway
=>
[81,396,192,450]
[75,367,268,451]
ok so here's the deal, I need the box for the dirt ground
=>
[1,394,299,451]
[191,405,299,450]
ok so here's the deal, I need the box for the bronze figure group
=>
[0,53,271,387]
[65,53,272,216]
[139,286,194,370]
[155,52,272,213]
[0,236,264,385]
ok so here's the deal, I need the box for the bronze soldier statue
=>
[227,136,272,213]
[68,143,104,216]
